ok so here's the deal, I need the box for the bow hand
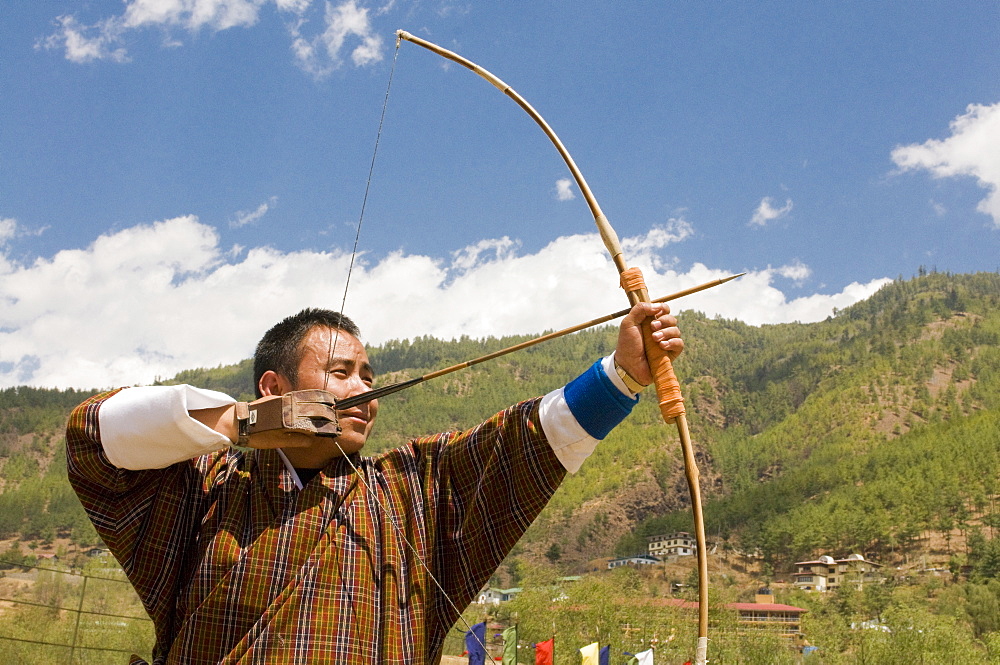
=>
[614,302,684,387]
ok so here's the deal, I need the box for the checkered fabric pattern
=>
[67,390,565,664]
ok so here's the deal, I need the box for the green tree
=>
[965,583,1000,638]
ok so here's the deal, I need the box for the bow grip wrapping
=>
[620,266,706,664]
[235,389,342,445]
[619,267,685,423]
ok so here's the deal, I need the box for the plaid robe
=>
[67,390,566,664]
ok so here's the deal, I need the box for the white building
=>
[476,587,522,604]
[607,554,660,569]
[647,532,697,558]
[793,553,882,592]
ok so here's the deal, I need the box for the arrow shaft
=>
[336,274,739,410]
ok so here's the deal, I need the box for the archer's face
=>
[292,326,379,457]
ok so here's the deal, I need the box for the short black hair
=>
[253,308,361,397]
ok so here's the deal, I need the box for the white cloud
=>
[37,0,384,77]
[291,0,383,76]
[0,218,15,245]
[231,196,278,228]
[450,237,519,272]
[775,259,811,284]
[555,178,575,201]
[0,219,15,277]
[120,0,265,31]
[38,1,272,63]
[750,196,793,227]
[892,102,1000,228]
[0,218,50,241]
[0,215,890,389]
[277,0,314,12]
[36,15,130,64]
[718,271,891,325]
[621,218,694,254]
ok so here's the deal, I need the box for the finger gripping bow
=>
[396,30,709,664]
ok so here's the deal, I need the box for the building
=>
[476,577,582,604]
[476,587,522,605]
[793,553,882,592]
[656,589,807,644]
[729,589,807,643]
[647,532,697,558]
[607,554,660,569]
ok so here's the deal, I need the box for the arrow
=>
[336,273,742,410]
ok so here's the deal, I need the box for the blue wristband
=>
[563,359,639,440]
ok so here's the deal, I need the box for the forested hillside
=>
[616,270,1000,573]
[2,271,999,581]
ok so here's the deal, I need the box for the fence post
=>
[70,573,88,663]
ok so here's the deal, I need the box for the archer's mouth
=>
[339,410,369,425]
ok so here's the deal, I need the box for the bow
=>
[395,31,710,664]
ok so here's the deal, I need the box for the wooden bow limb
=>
[397,30,711,664]
[621,267,709,664]
[337,274,742,410]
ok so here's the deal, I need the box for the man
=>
[67,304,683,664]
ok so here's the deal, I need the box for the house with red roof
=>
[654,588,807,644]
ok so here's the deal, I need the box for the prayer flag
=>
[599,645,609,665]
[502,626,518,665]
[535,638,554,665]
[634,648,654,665]
[465,622,487,665]
[579,642,599,665]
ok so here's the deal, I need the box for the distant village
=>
[476,532,886,653]
[605,533,882,592]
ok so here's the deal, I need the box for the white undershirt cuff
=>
[100,385,234,470]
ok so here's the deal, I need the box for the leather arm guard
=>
[234,389,341,446]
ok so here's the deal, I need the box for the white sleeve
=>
[99,385,236,470]
[539,355,634,474]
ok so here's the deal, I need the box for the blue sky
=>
[1,1,998,389]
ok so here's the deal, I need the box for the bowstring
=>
[325,38,400,391]
[328,38,491,654]
[334,440,489,652]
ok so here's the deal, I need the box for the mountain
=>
[608,270,1000,571]
[1,271,998,582]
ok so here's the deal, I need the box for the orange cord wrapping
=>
[619,267,685,423]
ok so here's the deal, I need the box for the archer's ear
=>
[258,370,292,397]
